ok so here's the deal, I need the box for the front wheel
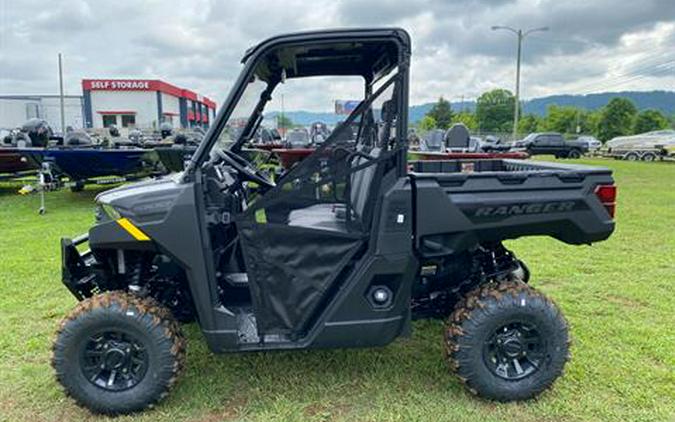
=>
[52,292,186,415]
[445,281,569,401]
[625,152,639,161]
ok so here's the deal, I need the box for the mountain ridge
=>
[264,90,675,126]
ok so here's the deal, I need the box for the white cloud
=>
[0,0,673,109]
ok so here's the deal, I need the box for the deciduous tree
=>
[633,109,669,134]
[476,89,516,133]
[596,98,637,141]
[418,115,437,132]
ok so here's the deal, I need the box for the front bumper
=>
[61,234,99,300]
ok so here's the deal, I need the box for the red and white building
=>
[82,79,216,130]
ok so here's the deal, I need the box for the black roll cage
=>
[183,28,411,179]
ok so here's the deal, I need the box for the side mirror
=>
[281,69,287,84]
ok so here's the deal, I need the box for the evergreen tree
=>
[426,97,454,130]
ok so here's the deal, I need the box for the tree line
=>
[418,89,675,142]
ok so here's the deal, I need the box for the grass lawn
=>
[0,158,673,422]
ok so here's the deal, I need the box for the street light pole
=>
[491,25,549,141]
[58,53,66,136]
[514,30,522,142]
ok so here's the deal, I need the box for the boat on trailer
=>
[22,147,158,188]
[0,148,37,177]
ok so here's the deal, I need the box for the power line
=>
[583,63,675,93]
[583,61,675,93]
[574,58,675,94]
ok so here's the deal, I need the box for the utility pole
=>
[280,93,285,136]
[491,25,549,141]
[58,53,66,136]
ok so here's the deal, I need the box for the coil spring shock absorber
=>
[126,253,146,294]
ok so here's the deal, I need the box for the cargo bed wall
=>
[410,159,615,257]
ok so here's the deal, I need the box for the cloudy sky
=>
[0,0,673,111]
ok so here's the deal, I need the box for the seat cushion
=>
[288,203,337,219]
[287,204,346,232]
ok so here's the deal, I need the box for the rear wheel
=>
[445,281,569,401]
[567,149,582,159]
[52,292,186,415]
[641,152,657,162]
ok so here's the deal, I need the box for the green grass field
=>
[0,158,673,422]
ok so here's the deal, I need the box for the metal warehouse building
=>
[0,95,85,130]
[82,79,216,130]
[0,79,217,133]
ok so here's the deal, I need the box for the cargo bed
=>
[409,159,616,257]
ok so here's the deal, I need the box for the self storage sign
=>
[84,79,153,91]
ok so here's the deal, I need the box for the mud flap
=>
[61,235,98,300]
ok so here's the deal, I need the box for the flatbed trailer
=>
[604,147,667,162]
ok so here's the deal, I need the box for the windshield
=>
[215,76,268,148]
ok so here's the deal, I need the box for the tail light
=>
[594,184,617,218]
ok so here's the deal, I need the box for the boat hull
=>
[0,148,37,174]
[22,148,157,180]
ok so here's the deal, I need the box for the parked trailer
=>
[604,147,666,162]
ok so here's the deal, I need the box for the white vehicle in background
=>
[576,135,602,151]
[605,130,675,161]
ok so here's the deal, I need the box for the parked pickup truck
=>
[518,132,589,158]
[53,28,617,415]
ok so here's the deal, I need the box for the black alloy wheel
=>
[482,321,544,380]
[445,281,569,402]
[53,292,186,415]
[79,330,149,392]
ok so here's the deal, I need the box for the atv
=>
[53,28,617,414]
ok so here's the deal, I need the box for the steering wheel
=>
[214,148,276,190]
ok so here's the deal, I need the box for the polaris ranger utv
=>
[53,28,617,415]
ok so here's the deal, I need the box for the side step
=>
[236,309,259,344]
[233,308,290,346]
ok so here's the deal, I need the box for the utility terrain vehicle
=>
[54,28,617,415]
